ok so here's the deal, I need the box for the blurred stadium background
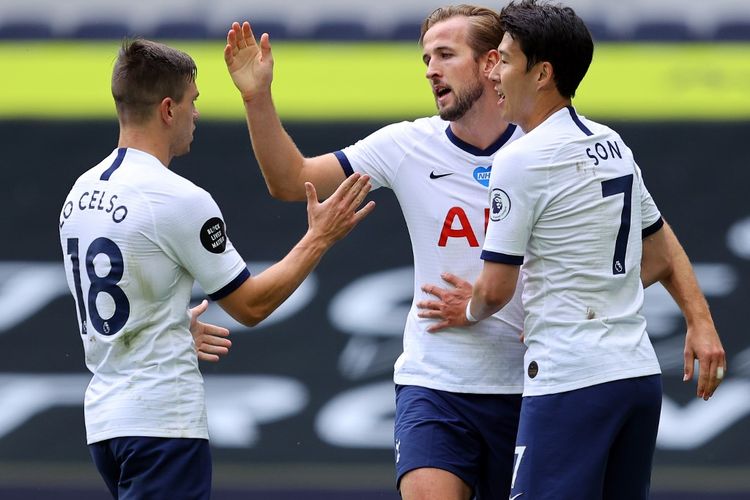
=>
[1,0,749,498]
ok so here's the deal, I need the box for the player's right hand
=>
[306,173,376,245]
[224,21,274,101]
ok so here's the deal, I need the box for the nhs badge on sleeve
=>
[489,188,511,221]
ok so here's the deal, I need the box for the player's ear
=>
[484,49,500,76]
[159,97,174,124]
[537,61,554,90]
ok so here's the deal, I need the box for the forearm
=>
[243,92,308,200]
[467,294,504,323]
[228,230,330,326]
[660,239,714,329]
[469,263,517,321]
[657,224,725,399]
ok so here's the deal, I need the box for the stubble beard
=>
[438,77,484,122]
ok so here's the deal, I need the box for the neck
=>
[117,125,171,167]
[449,93,511,150]
[521,94,571,133]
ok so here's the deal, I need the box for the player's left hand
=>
[189,299,232,362]
[417,273,474,333]
[306,173,376,245]
[683,321,725,400]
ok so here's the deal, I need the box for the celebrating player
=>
[224,4,724,499]
[59,38,374,499]
[417,1,726,498]
[225,7,526,499]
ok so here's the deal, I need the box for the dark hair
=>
[420,4,503,59]
[499,0,593,98]
[111,39,197,124]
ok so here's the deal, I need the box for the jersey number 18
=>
[66,237,131,336]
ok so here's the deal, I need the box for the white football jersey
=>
[483,107,663,396]
[59,148,249,444]
[337,116,527,393]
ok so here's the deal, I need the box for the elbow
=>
[237,315,262,328]
[218,279,280,327]
[267,183,305,202]
[233,305,272,328]
[267,184,292,201]
[642,250,675,288]
[659,252,676,282]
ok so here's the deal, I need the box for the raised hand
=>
[305,173,376,245]
[224,21,274,101]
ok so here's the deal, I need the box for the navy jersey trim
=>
[445,124,518,156]
[480,250,524,265]
[208,268,251,301]
[567,106,593,137]
[100,148,127,181]
[333,150,354,177]
[642,217,665,239]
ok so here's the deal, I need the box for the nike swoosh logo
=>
[509,494,524,500]
[430,171,454,179]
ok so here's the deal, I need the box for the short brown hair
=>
[111,39,197,124]
[419,4,503,59]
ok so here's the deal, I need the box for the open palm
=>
[224,21,275,100]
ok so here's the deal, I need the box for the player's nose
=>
[425,60,441,80]
[489,61,501,82]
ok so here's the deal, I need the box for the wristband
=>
[465,300,479,324]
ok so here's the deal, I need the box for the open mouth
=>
[434,85,452,100]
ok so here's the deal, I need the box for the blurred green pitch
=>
[1,41,749,121]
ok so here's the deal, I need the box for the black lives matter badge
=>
[200,217,227,254]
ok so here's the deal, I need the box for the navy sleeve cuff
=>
[208,268,251,301]
[333,150,354,177]
[480,250,524,265]
[642,217,664,239]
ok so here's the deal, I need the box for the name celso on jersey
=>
[59,189,128,228]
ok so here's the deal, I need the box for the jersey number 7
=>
[601,174,634,276]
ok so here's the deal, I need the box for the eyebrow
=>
[425,44,455,54]
[422,43,457,63]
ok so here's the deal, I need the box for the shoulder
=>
[348,116,445,162]
[156,172,214,209]
[369,115,444,142]
[556,113,634,162]
[147,175,223,243]
[494,132,541,166]
[118,156,217,218]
